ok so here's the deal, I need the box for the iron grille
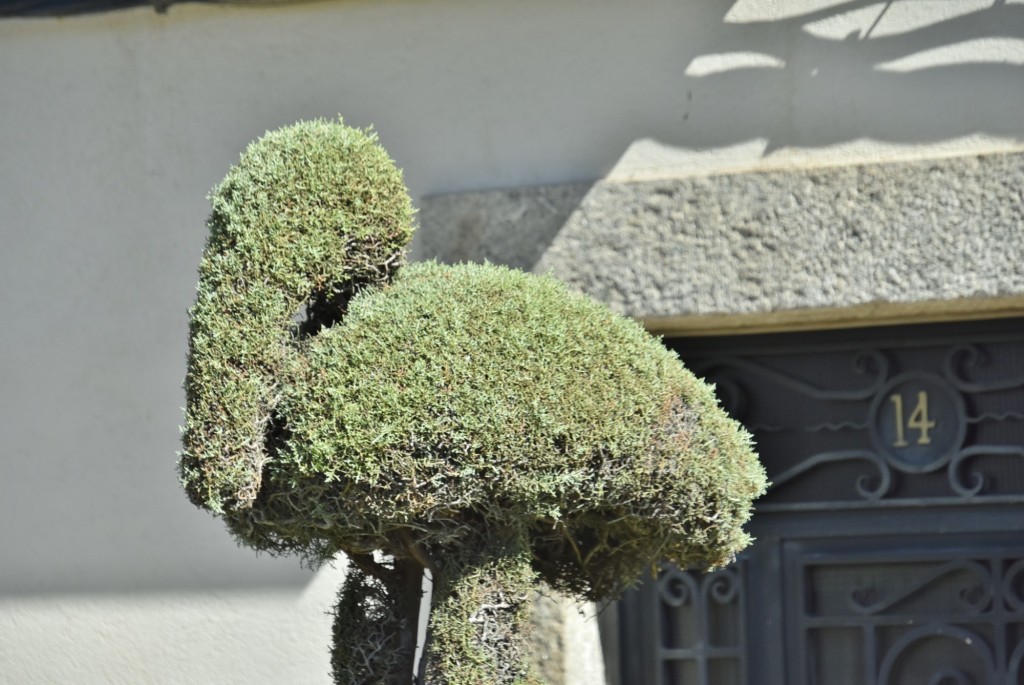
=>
[617,318,1024,685]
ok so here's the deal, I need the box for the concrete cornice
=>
[417,151,1024,335]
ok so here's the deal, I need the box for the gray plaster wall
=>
[420,151,1024,333]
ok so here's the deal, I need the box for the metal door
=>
[617,318,1024,685]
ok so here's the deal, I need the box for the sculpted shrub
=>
[181,119,766,684]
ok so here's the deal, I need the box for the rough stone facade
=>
[419,151,1024,335]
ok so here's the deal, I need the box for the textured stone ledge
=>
[418,152,1024,333]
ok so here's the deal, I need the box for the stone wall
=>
[421,151,1024,334]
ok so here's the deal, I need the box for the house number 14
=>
[889,391,936,447]
[871,373,964,471]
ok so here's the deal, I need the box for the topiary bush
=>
[181,118,767,685]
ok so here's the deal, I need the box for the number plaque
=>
[868,372,967,473]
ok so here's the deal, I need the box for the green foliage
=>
[423,530,540,685]
[181,119,767,684]
[331,565,417,684]
[181,119,414,513]
[255,259,763,596]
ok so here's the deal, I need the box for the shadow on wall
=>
[416,183,594,271]
[419,0,1024,268]
[666,0,1024,153]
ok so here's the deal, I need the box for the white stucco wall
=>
[0,1,1021,682]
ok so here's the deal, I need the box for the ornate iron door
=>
[617,318,1024,685]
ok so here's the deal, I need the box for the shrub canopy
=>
[269,260,764,596]
[181,118,766,683]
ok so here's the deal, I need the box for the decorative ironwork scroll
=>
[675,331,1024,511]
[622,321,1024,685]
[655,564,746,685]
[788,539,1024,685]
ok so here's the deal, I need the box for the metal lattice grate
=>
[618,318,1024,685]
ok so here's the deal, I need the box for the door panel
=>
[785,535,1024,685]
[616,319,1024,685]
